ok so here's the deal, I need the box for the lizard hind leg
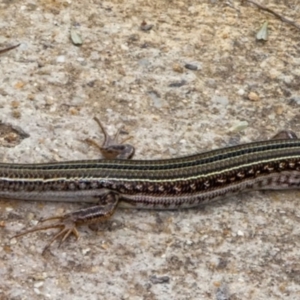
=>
[13,192,119,254]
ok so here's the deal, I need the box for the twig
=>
[245,0,300,30]
[0,44,20,54]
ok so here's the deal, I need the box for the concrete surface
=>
[1,0,300,299]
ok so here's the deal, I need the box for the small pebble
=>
[150,275,170,284]
[14,81,25,89]
[70,30,83,46]
[169,80,186,87]
[56,55,65,63]
[172,63,184,73]
[237,89,245,96]
[276,106,283,115]
[184,63,198,71]
[248,92,260,101]
[237,230,244,236]
[140,21,153,31]
[34,281,44,288]
[229,121,249,132]
[82,248,91,255]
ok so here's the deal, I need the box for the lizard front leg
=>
[13,117,134,253]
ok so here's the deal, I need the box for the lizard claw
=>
[13,215,80,255]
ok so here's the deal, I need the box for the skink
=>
[1,118,300,253]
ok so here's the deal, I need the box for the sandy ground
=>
[1,0,300,299]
